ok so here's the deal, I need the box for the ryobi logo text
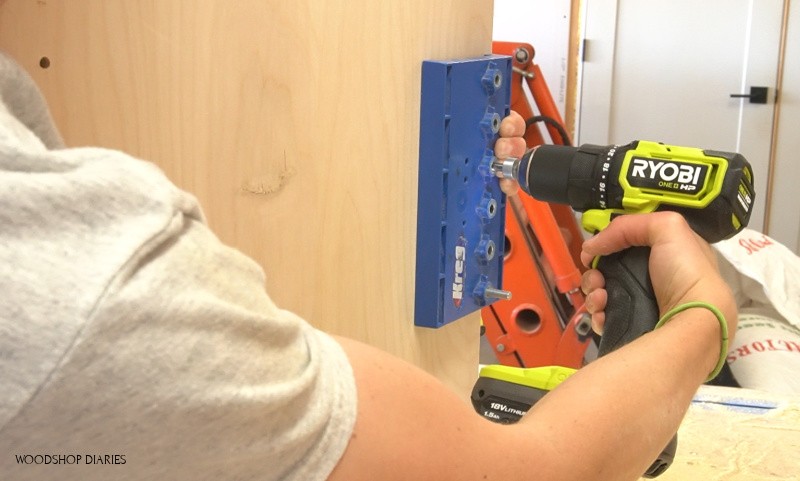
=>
[452,237,466,308]
[627,157,709,193]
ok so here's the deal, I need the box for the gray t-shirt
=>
[0,52,356,480]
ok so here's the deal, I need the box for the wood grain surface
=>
[0,0,492,397]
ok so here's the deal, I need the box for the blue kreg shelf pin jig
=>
[415,55,512,328]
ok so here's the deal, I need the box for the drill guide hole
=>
[487,199,497,217]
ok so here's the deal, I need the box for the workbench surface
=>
[655,385,799,480]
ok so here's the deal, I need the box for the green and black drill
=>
[472,140,755,477]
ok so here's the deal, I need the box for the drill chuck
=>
[523,145,605,210]
[492,144,614,210]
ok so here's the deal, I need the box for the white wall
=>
[574,0,617,144]
[492,0,572,118]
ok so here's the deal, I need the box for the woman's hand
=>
[580,211,737,339]
[495,111,526,196]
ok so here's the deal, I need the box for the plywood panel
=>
[0,0,493,397]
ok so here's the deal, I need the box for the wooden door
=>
[578,0,784,236]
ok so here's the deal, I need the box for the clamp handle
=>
[595,246,677,478]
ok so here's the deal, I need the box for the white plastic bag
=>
[714,228,800,328]
[713,228,800,394]
[724,308,800,395]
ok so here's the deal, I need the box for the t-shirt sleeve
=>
[4,210,357,481]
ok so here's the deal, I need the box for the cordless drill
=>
[476,140,755,477]
[492,141,753,356]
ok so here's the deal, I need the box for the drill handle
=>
[595,246,658,356]
[594,246,677,478]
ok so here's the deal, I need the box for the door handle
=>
[730,86,768,104]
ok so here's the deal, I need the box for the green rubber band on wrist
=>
[655,301,729,382]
